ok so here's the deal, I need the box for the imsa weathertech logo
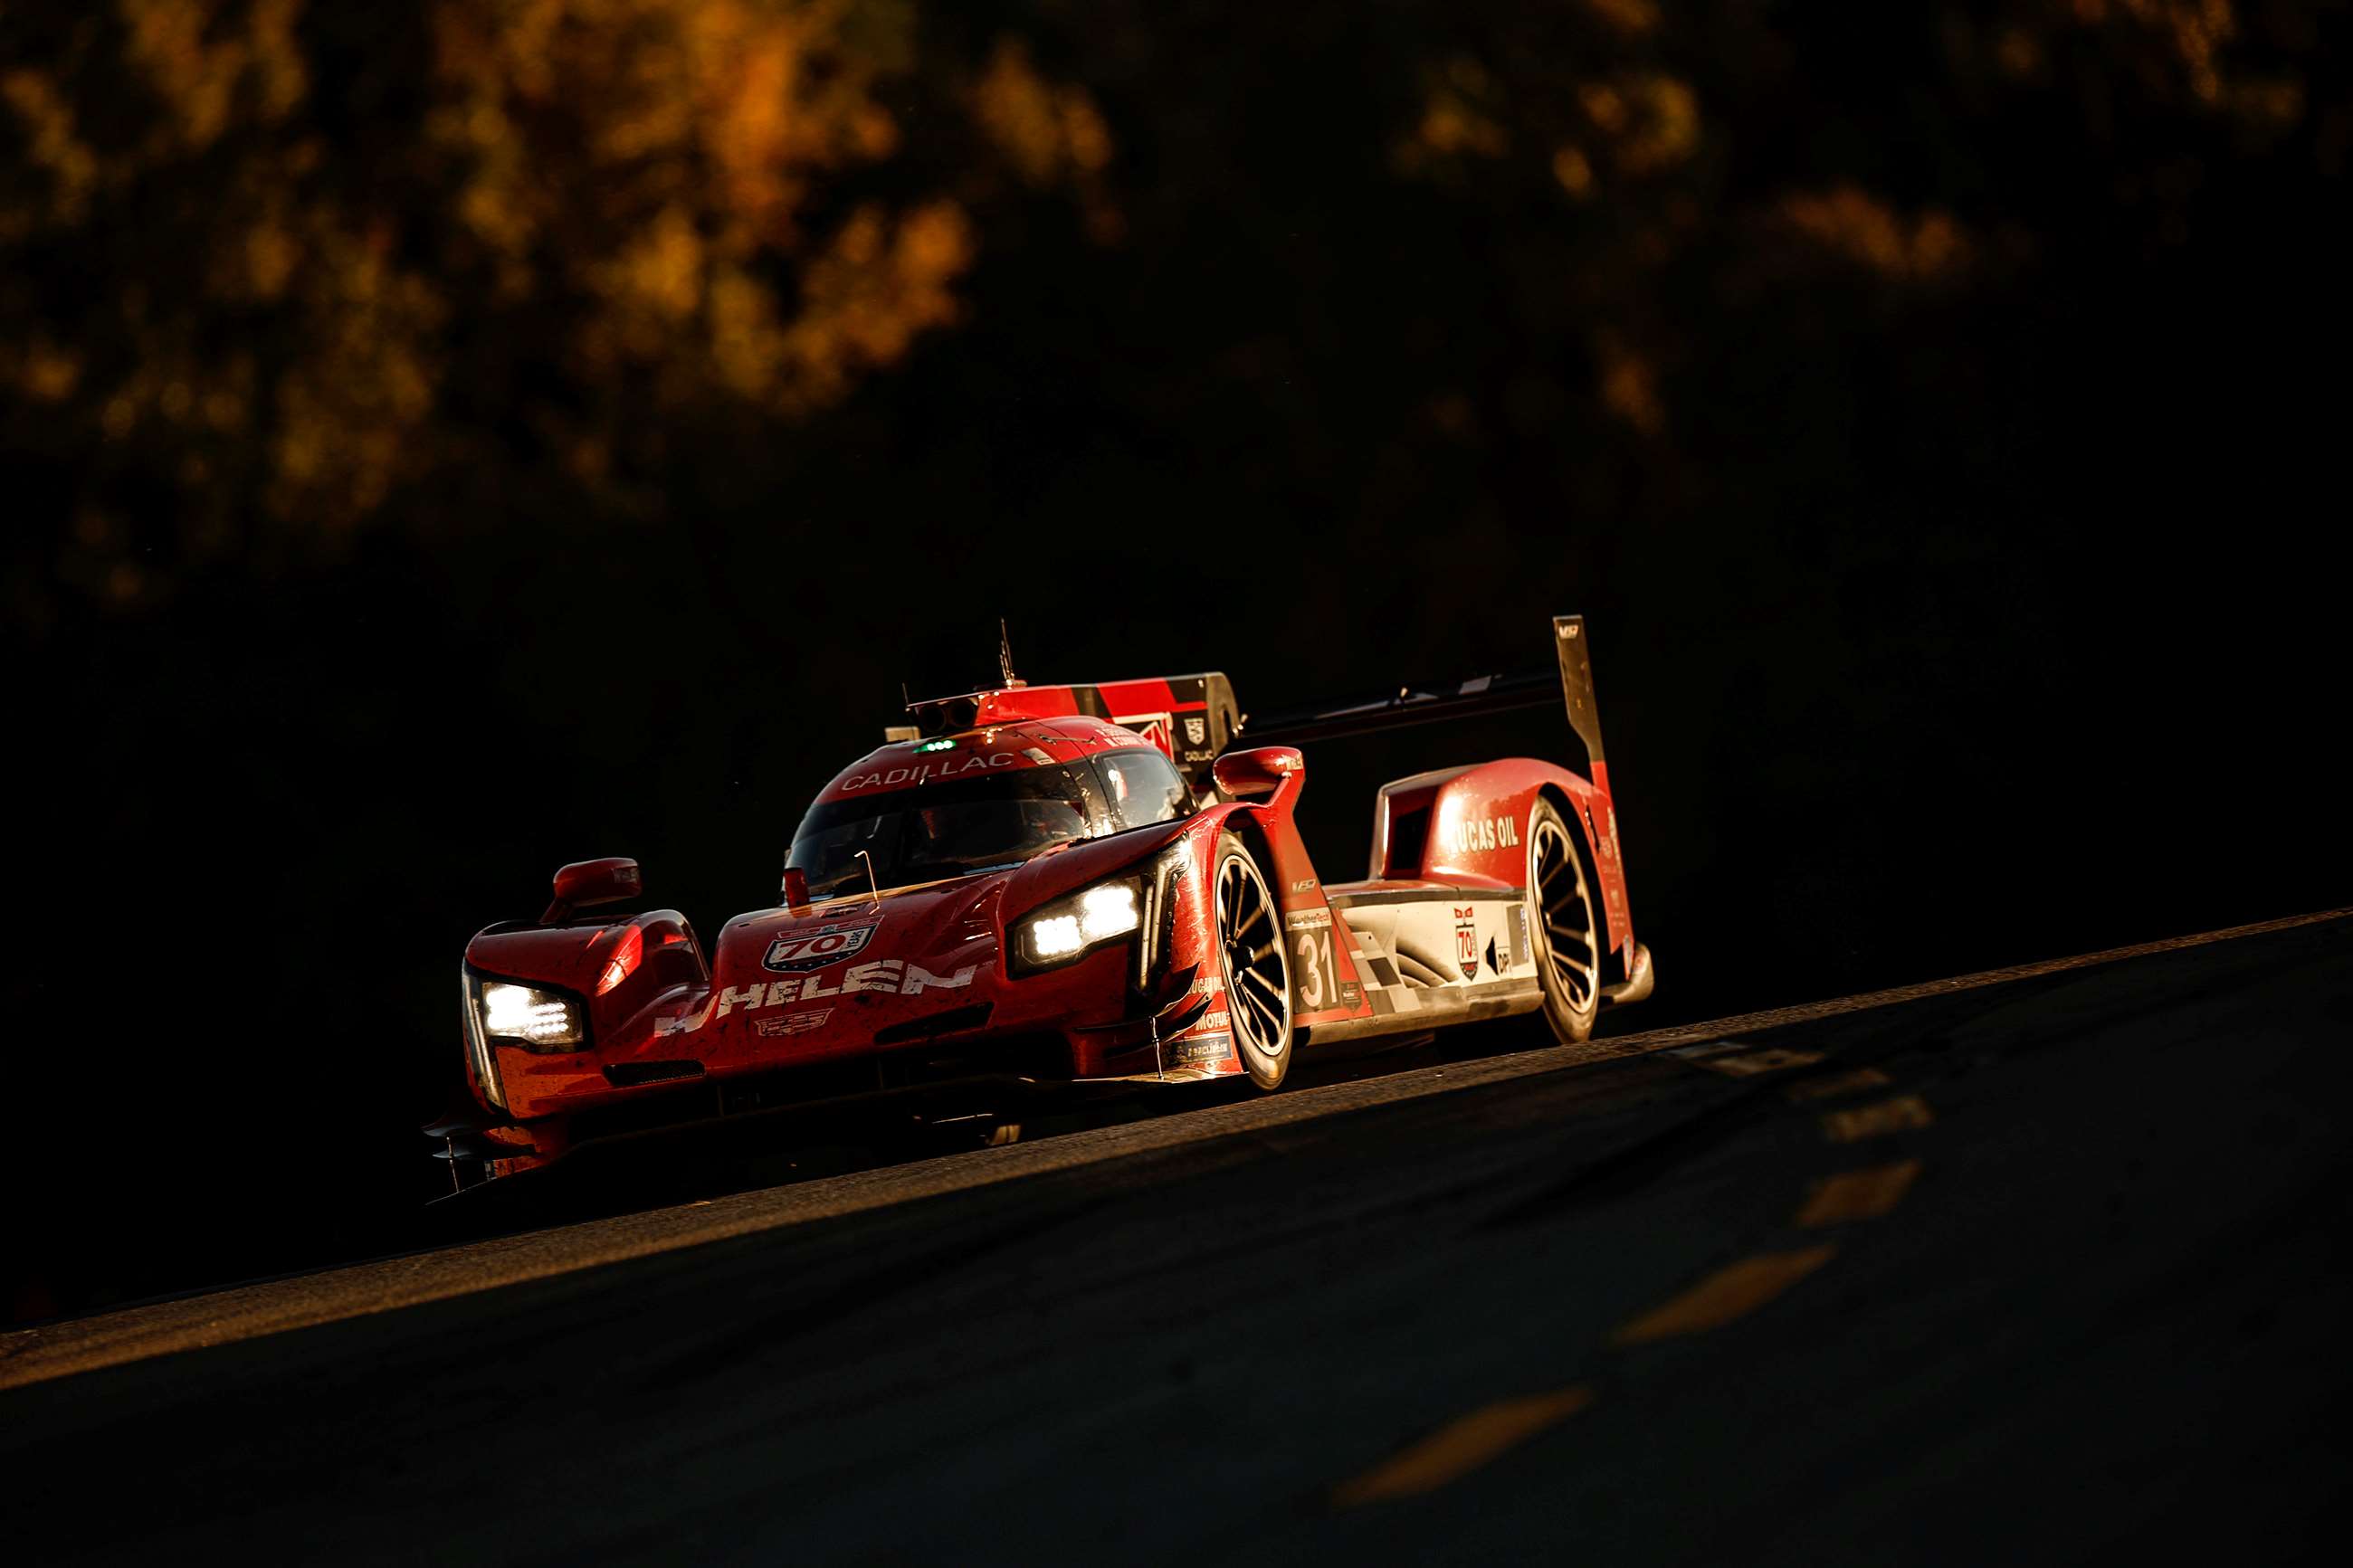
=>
[764,921,877,973]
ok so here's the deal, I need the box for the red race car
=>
[429,614,1653,1184]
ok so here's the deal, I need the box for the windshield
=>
[786,747,1190,898]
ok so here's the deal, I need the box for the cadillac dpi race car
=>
[429,615,1653,1185]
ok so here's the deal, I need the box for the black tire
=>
[1527,798,1603,1044]
[1213,832,1292,1088]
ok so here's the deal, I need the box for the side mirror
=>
[540,857,642,925]
[1212,746,1304,800]
[781,866,813,915]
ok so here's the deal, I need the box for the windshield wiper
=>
[895,858,1027,883]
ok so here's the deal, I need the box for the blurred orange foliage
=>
[1777,188,1974,284]
[1371,0,2301,446]
[1,0,2322,614]
[2,0,1109,603]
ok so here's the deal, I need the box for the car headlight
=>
[1012,877,1141,974]
[469,974,588,1053]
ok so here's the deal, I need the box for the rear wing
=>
[884,673,1244,797]
[879,615,1605,796]
[1235,614,1607,774]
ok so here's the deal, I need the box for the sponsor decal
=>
[654,1003,710,1038]
[1289,877,1319,895]
[837,752,1021,792]
[1438,813,1522,857]
[1454,907,1480,981]
[1183,717,1207,746]
[1284,906,1331,930]
[1118,715,1172,751]
[763,920,877,973]
[756,1008,834,1038]
[717,957,980,1016]
[1167,1033,1230,1067]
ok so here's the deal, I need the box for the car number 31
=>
[1294,927,1338,1011]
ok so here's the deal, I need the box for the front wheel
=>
[1528,799,1603,1044]
[1213,832,1292,1088]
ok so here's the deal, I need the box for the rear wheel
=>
[1214,832,1292,1088]
[1528,799,1603,1044]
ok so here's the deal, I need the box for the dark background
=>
[6,1,2348,1323]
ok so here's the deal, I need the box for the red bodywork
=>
[436,632,1649,1183]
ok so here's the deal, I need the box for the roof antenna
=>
[900,679,912,713]
[998,618,1024,689]
[853,849,883,910]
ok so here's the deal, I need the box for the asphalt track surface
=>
[5,910,2348,1564]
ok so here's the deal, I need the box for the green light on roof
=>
[914,737,957,753]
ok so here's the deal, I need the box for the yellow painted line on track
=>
[1611,1247,1839,1345]
[1331,1385,1595,1507]
[1795,1160,1923,1227]
[1821,1095,1936,1143]
[5,906,2343,1393]
[1698,1047,1824,1078]
[1786,1067,1893,1102]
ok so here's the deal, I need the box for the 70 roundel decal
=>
[763,921,877,973]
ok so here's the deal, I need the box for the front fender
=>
[999,819,1198,925]
[460,908,708,1113]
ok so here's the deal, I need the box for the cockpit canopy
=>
[787,744,1190,898]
